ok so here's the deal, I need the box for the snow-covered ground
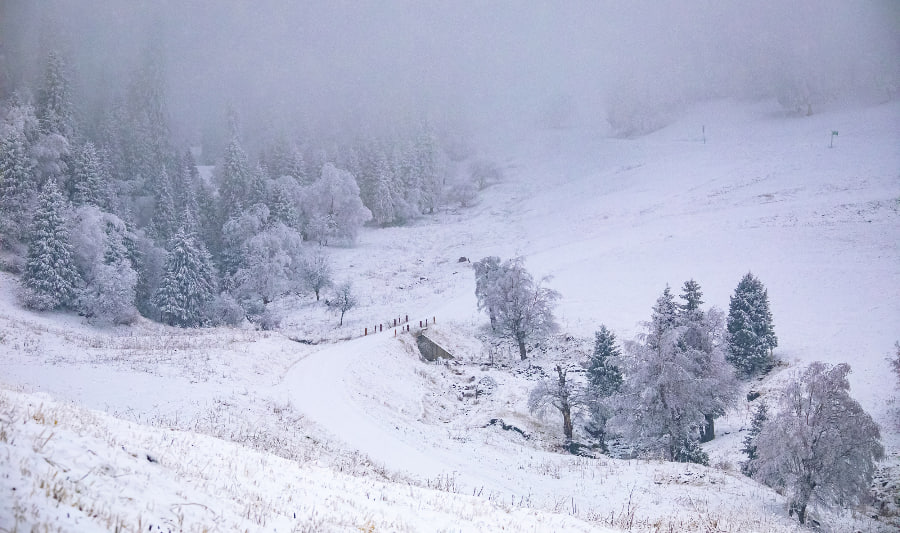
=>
[2,99,898,531]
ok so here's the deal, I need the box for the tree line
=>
[0,51,498,328]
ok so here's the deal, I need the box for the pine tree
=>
[220,134,251,221]
[612,308,738,464]
[585,325,624,448]
[154,229,216,327]
[726,273,778,377]
[175,150,201,226]
[0,129,36,246]
[678,279,704,323]
[151,168,177,245]
[647,285,678,348]
[741,401,768,476]
[36,51,75,137]
[588,326,623,396]
[69,142,108,208]
[20,182,81,310]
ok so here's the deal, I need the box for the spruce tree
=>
[648,285,678,348]
[220,134,251,221]
[20,182,81,310]
[585,325,624,449]
[0,130,36,246]
[678,279,704,323]
[154,229,216,327]
[588,325,623,396]
[36,51,75,137]
[726,273,778,377]
[69,142,107,208]
[741,401,768,476]
[151,168,177,245]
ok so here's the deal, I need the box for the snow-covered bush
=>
[78,262,138,325]
[204,292,246,327]
[468,159,502,190]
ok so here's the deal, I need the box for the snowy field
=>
[2,99,899,531]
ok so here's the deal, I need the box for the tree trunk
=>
[315,289,320,301]
[562,405,573,441]
[700,414,715,443]
[517,339,527,360]
[340,310,344,326]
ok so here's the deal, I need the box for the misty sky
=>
[2,1,898,145]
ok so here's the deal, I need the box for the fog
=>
[2,1,898,147]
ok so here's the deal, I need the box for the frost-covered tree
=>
[68,142,108,208]
[740,401,768,476]
[0,129,36,248]
[587,326,624,395]
[263,135,306,184]
[412,129,444,214]
[529,365,579,442]
[301,247,332,301]
[726,273,777,377]
[268,175,302,229]
[36,51,75,137]
[220,133,252,221]
[150,168,177,245]
[892,342,900,392]
[611,307,737,463]
[469,159,502,190]
[78,262,138,325]
[749,362,883,524]
[220,204,270,279]
[154,229,216,327]
[648,285,678,349]
[68,207,138,325]
[175,150,201,230]
[301,163,371,245]
[584,325,623,447]
[20,182,81,310]
[229,222,305,308]
[481,257,560,360]
[891,342,900,426]
[677,279,704,323]
[473,256,502,330]
[331,280,357,326]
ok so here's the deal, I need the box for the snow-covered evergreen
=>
[0,128,36,248]
[20,181,81,310]
[154,229,216,327]
[68,142,108,208]
[726,272,777,377]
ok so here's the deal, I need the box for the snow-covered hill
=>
[2,99,898,531]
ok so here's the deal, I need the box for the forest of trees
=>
[0,50,498,329]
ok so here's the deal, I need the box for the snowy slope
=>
[1,99,898,531]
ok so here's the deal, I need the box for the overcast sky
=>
[2,1,897,144]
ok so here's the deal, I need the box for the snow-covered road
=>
[282,331,454,480]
